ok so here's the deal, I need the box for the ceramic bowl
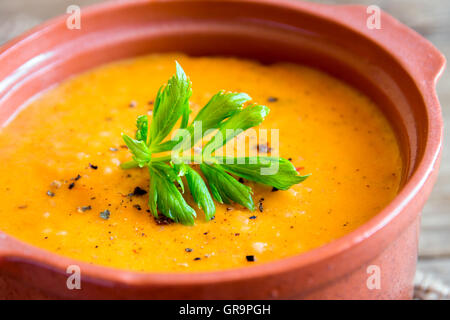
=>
[0,0,445,299]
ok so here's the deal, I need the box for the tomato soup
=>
[0,54,402,272]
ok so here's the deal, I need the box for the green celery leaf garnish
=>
[200,163,254,211]
[135,115,149,143]
[219,157,310,190]
[178,163,216,221]
[120,62,309,225]
[148,165,196,225]
[121,134,151,167]
[192,91,250,137]
[203,104,269,155]
[148,61,192,147]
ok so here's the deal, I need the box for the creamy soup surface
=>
[0,54,402,272]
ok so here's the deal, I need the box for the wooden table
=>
[1,0,449,287]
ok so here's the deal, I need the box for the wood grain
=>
[0,0,449,286]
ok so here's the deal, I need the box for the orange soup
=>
[0,54,402,272]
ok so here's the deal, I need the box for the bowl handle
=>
[313,4,446,85]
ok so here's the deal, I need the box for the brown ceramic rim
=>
[0,0,445,289]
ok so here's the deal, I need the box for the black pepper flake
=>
[109,147,119,152]
[249,215,257,220]
[129,100,137,108]
[154,215,173,225]
[130,186,147,196]
[193,257,201,261]
[73,174,81,181]
[89,163,98,170]
[185,248,193,253]
[267,96,278,102]
[100,209,110,220]
[258,202,264,212]
[235,233,240,236]
[68,182,75,190]
[246,255,255,262]
[78,205,92,212]
[238,178,244,183]
[288,158,293,161]
[47,190,55,197]
[272,187,279,192]
[133,204,142,211]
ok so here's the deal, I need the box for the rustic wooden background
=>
[0,0,449,287]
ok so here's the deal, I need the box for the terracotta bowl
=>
[0,0,445,299]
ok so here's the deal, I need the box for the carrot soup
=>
[0,54,402,272]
